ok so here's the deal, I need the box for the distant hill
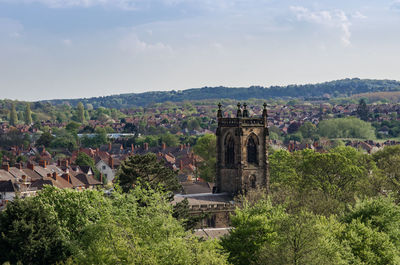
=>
[42,78,400,108]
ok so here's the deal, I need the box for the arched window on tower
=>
[247,137,258,164]
[225,136,235,166]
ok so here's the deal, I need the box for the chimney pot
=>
[2,163,9,172]
[109,156,114,169]
[27,162,34,170]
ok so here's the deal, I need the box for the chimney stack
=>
[180,144,183,151]
[15,163,22,170]
[131,144,134,153]
[180,160,183,171]
[108,143,112,152]
[2,162,9,172]
[52,172,58,180]
[62,173,71,183]
[109,156,114,169]
[27,162,34,170]
[162,142,166,151]
[144,142,149,151]
[39,160,47,168]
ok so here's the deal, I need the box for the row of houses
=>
[0,160,102,207]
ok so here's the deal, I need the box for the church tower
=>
[215,103,269,194]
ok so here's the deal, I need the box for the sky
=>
[0,0,400,101]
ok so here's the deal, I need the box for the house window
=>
[102,165,106,170]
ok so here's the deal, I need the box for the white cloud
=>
[391,0,400,10]
[290,6,353,46]
[0,18,23,38]
[353,11,367,19]
[62,38,72,46]
[118,33,172,56]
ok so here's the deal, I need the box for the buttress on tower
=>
[215,103,269,195]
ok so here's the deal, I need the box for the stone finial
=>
[262,102,268,118]
[243,103,249,117]
[236,102,242,118]
[217,102,222,118]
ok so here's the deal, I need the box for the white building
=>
[96,159,116,184]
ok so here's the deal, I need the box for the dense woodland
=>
[40,79,400,108]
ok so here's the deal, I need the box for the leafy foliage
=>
[318,117,375,139]
[0,186,229,265]
[193,134,216,182]
[117,153,181,193]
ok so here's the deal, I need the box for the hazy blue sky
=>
[0,0,400,101]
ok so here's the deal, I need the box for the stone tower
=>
[215,103,269,194]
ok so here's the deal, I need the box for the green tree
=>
[25,102,32,125]
[77,102,85,123]
[9,102,17,126]
[318,117,375,139]
[73,186,228,265]
[75,152,102,181]
[193,134,216,182]
[357,98,369,121]
[221,199,286,265]
[373,146,400,199]
[299,121,317,139]
[258,211,347,265]
[36,131,54,147]
[66,121,81,134]
[117,153,181,193]
[269,147,371,215]
[0,197,70,265]
[51,129,78,151]
[159,133,179,147]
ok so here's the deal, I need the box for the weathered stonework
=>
[215,103,269,195]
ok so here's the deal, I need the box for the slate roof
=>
[79,165,93,175]
[181,182,213,194]
[22,169,42,182]
[31,176,74,189]
[61,174,85,188]
[75,173,102,186]
[8,167,26,180]
[33,166,53,178]
[0,180,16,192]
[46,165,65,175]
[0,169,14,181]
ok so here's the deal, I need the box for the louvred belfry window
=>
[225,137,235,166]
[247,137,258,164]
